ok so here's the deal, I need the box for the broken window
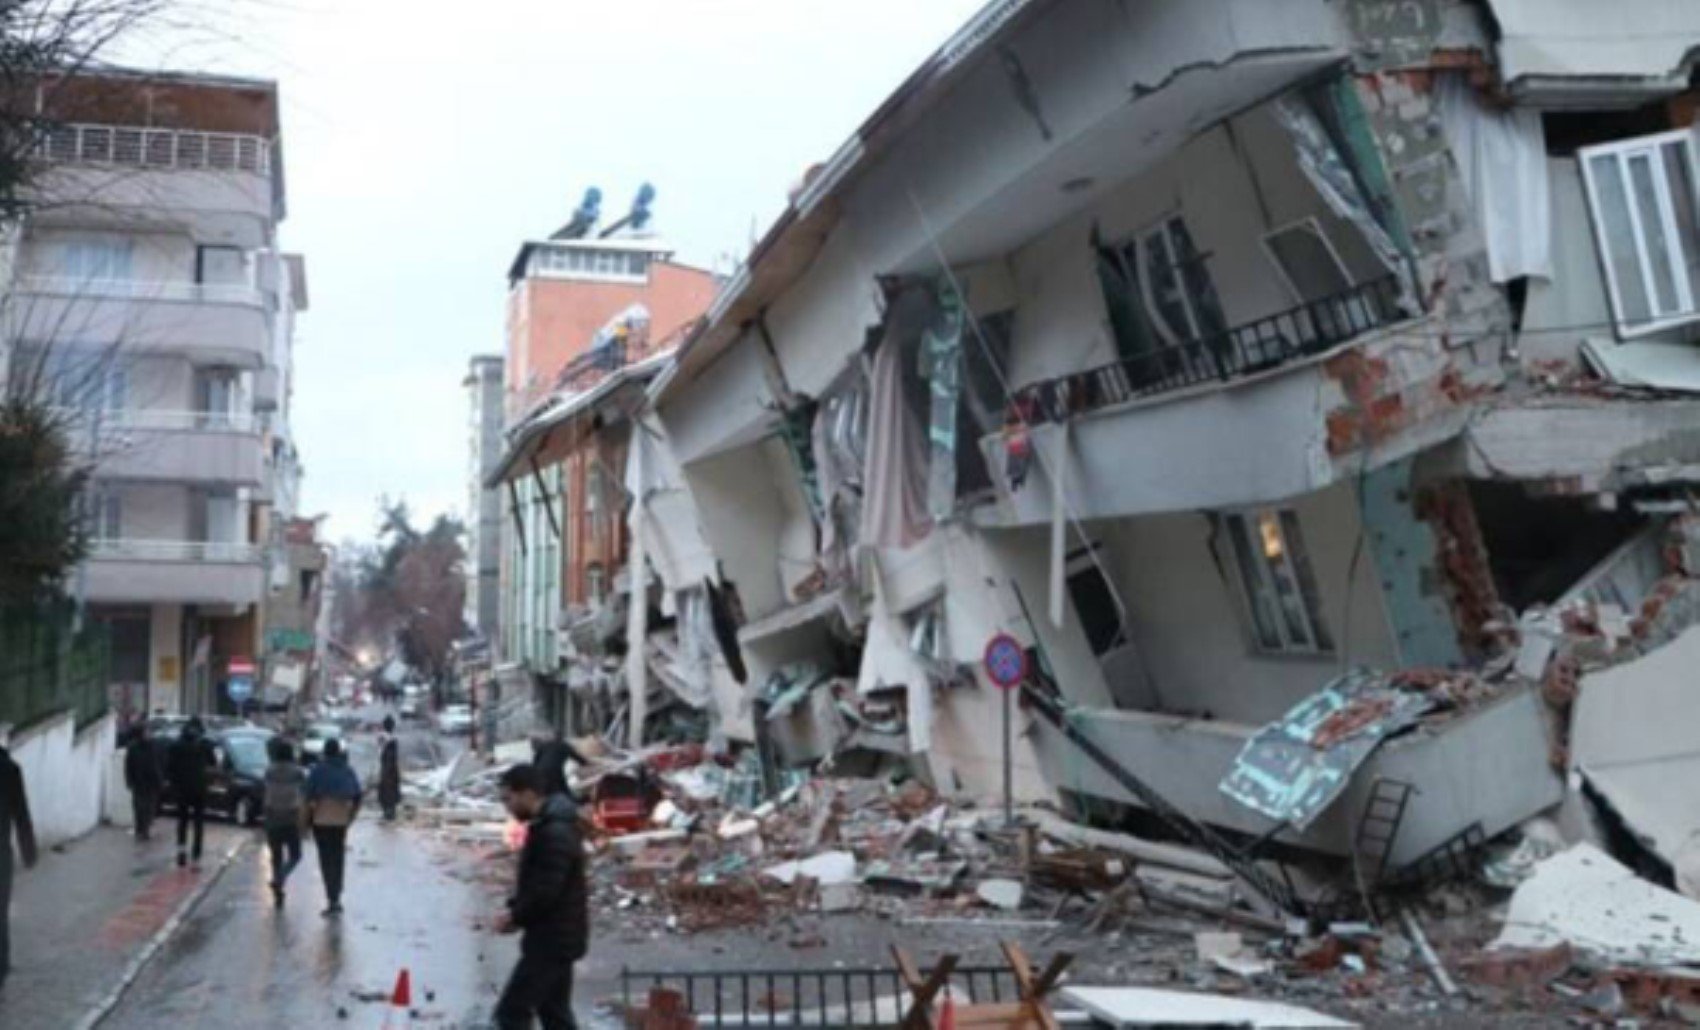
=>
[1262,218,1353,303]
[1141,215,1227,348]
[1224,508,1333,655]
[1065,543,1124,658]
[956,309,1012,501]
[1580,129,1700,337]
[1095,215,1227,393]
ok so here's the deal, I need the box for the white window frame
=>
[1223,508,1333,656]
[1579,129,1700,339]
[1259,217,1354,304]
[1137,214,1208,347]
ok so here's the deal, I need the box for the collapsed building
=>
[492,0,1700,898]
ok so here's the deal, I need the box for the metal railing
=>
[37,123,271,175]
[87,538,262,563]
[620,964,1023,1028]
[0,601,109,732]
[17,275,266,307]
[1012,274,1405,424]
[555,339,631,393]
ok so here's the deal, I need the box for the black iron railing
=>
[620,963,1022,1028]
[1012,274,1406,425]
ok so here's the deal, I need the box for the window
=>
[586,564,606,606]
[88,490,121,541]
[50,237,132,281]
[1097,215,1227,388]
[1141,215,1227,346]
[1580,129,1700,338]
[1262,219,1353,303]
[196,245,247,285]
[44,351,124,411]
[1223,508,1333,654]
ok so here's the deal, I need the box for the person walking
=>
[262,737,307,909]
[304,738,361,916]
[531,731,589,801]
[0,734,39,995]
[123,721,164,841]
[167,718,215,867]
[492,763,587,1030]
[377,715,401,821]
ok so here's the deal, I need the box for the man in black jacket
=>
[493,763,587,1030]
[167,718,215,867]
[530,732,590,802]
[0,736,39,994]
[124,722,164,840]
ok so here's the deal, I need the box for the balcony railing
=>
[17,275,265,307]
[555,339,632,394]
[1011,275,1406,425]
[87,539,262,563]
[37,123,271,175]
[55,407,259,434]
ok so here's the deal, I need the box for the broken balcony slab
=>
[1456,396,1700,492]
[1031,686,1559,868]
[1571,625,1700,894]
[1062,986,1355,1029]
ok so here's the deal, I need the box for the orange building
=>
[494,234,716,674]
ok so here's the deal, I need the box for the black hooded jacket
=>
[508,793,588,959]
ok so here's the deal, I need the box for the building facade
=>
[464,354,504,638]
[643,0,1700,875]
[4,69,308,719]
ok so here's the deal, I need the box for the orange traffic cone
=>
[380,968,412,1029]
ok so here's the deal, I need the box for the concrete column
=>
[149,604,184,714]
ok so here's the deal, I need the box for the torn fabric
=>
[919,279,965,520]
[1435,72,1552,282]
[860,311,933,548]
[1219,669,1437,829]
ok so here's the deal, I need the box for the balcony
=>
[27,123,279,239]
[982,277,1469,526]
[10,276,271,367]
[78,410,265,486]
[83,539,265,607]
[1011,276,1405,424]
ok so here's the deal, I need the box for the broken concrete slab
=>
[1571,625,1700,894]
[764,851,857,887]
[1490,843,1700,967]
[975,879,1024,911]
[1063,986,1355,1028]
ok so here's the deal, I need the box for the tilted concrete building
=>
[645,0,1700,872]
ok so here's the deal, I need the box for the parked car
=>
[300,721,344,764]
[437,703,473,736]
[399,697,423,720]
[161,726,276,826]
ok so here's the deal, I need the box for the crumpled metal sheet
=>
[1219,669,1436,829]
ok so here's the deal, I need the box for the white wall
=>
[8,712,114,846]
[1098,479,1402,724]
[682,437,815,623]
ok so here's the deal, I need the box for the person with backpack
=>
[262,737,307,909]
[304,737,361,916]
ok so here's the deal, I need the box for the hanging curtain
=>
[860,315,933,549]
[918,279,965,521]
[1434,72,1552,283]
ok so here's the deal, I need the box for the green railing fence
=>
[0,602,110,731]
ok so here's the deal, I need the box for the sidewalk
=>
[0,823,242,1030]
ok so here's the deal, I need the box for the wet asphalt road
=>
[102,720,522,1029]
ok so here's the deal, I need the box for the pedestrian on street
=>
[0,732,39,995]
[167,717,216,867]
[377,715,402,821]
[123,721,164,841]
[263,737,307,909]
[305,737,361,916]
[493,762,588,1030]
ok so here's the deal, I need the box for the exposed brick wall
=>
[1413,480,1500,659]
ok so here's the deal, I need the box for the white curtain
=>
[860,325,932,549]
[1436,72,1553,283]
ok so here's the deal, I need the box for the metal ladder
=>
[1352,778,1414,889]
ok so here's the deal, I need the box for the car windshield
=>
[224,736,270,774]
[307,723,342,740]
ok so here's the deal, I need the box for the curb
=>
[72,837,250,1030]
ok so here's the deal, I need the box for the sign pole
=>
[982,632,1028,832]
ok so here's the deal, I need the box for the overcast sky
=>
[158,0,986,542]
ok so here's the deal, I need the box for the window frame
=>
[1222,508,1334,657]
[1136,214,1223,348]
[1579,128,1700,339]
[1259,217,1355,304]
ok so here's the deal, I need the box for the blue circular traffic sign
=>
[983,633,1028,690]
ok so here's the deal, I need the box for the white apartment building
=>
[3,70,306,719]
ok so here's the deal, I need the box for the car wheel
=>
[234,795,258,826]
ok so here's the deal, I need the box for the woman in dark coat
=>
[377,715,402,821]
